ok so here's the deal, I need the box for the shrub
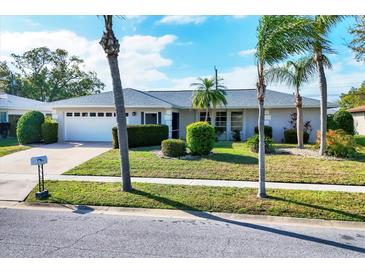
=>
[283,129,310,144]
[327,114,336,130]
[316,129,357,158]
[112,124,169,148]
[254,125,273,138]
[41,118,58,144]
[232,129,241,141]
[246,134,274,153]
[16,111,44,144]
[186,122,215,155]
[332,110,355,135]
[161,139,186,157]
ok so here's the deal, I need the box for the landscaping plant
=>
[246,134,274,153]
[254,125,273,138]
[16,111,44,144]
[161,139,186,157]
[332,109,355,135]
[284,129,310,144]
[186,122,215,155]
[41,118,58,144]
[316,129,357,158]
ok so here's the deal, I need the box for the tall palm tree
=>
[309,16,344,156]
[255,16,313,198]
[266,57,319,148]
[191,77,227,121]
[99,15,132,192]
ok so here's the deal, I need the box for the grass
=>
[26,180,365,222]
[355,135,365,147]
[0,137,30,157]
[65,141,365,186]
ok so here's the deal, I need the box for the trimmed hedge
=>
[112,124,169,148]
[254,125,273,138]
[283,129,310,144]
[41,119,58,144]
[332,110,355,135]
[161,139,186,157]
[16,111,44,144]
[186,122,215,155]
[246,134,274,153]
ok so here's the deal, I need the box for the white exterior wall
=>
[178,109,196,139]
[353,112,365,135]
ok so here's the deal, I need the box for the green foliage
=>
[338,81,365,109]
[284,129,310,144]
[161,139,186,157]
[332,109,355,135]
[8,47,104,102]
[232,129,241,141]
[254,125,273,138]
[186,122,215,155]
[16,111,44,144]
[327,114,336,130]
[41,118,58,144]
[246,134,274,153]
[316,129,357,158]
[112,125,169,148]
[348,16,365,62]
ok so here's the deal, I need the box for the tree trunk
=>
[205,108,209,122]
[107,54,132,192]
[315,51,327,156]
[296,90,304,149]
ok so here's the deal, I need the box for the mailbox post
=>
[31,155,48,199]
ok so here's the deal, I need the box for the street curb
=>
[1,201,364,230]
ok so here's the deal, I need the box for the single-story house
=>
[348,105,365,135]
[50,88,336,143]
[0,92,52,136]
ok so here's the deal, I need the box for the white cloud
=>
[238,49,256,56]
[0,30,176,90]
[158,16,208,25]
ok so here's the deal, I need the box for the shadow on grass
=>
[132,188,365,254]
[208,153,258,164]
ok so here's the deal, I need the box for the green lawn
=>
[355,135,365,147]
[65,141,365,186]
[0,138,30,157]
[26,180,365,222]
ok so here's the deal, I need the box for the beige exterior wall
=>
[353,112,365,135]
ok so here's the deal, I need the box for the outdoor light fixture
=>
[132,112,137,116]
[30,155,49,199]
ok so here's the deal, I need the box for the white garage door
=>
[64,111,117,142]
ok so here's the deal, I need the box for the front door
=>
[172,112,179,139]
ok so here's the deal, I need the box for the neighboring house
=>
[348,105,365,135]
[0,92,52,136]
[51,88,336,143]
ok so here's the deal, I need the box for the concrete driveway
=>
[0,142,111,201]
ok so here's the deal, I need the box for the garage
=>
[64,111,117,142]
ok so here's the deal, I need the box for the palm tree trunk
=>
[296,90,304,149]
[205,108,209,122]
[107,55,132,192]
[257,72,266,198]
[315,51,327,156]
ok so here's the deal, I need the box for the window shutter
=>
[158,112,162,124]
[141,112,144,124]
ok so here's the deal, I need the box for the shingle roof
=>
[51,88,337,109]
[348,105,365,113]
[0,93,51,111]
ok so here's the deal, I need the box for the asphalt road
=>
[0,208,364,258]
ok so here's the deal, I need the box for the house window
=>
[126,113,129,117]
[90,112,96,117]
[113,112,116,117]
[0,112,7,122]
[66,112,72,117]
[215,112,227,133]
[97,112,104,117]
[74,112,80,117]
[231,112,243,131]
[106,112,112,117]
[199,112,211,123]
[145,112,158,124]
[82,112,88,117]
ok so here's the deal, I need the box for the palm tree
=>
[99,15,132,192]
[255,16,313,198]
[266,57,318,148]
[309,16,344,156]
[191,77,227,121]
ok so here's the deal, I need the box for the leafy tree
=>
[10,47,104,101]
[349,16,365,62]
[338,81,365,109]
[100,15,132,192]
[0,61,21,95]
[255,15,312,198]
[191,76,227,121]
[266,57,317,148]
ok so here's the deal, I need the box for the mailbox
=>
[30,155,48,199]
[31,155,48,166]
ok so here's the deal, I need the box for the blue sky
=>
[0,15,364,102]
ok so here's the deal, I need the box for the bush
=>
[246,134,274,153]
[41,118,58,144]
[316,129,357,158]
[16,111,44,144]
[332,110,355,135]
[232,129,241,141]
[327,114,336,130]
[161,139,186,157]
[254,125,273,138]
[186,122,215,155]
[283,129,310,144]
[112,124,169,148]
